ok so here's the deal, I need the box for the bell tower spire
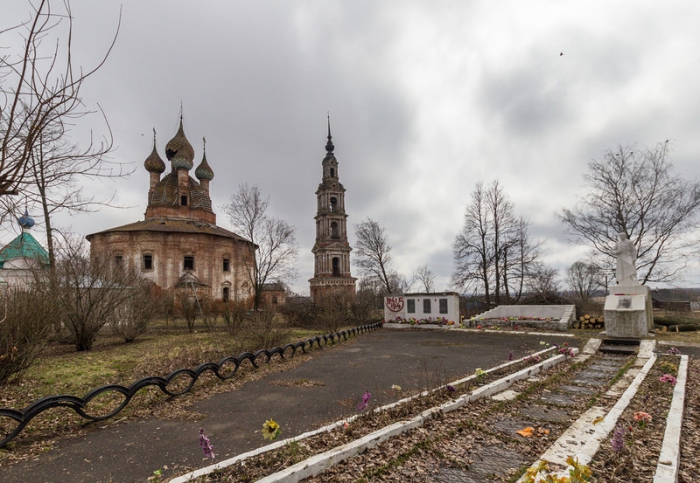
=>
[309,116,356,303]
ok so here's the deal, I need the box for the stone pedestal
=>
[604,283,654,339]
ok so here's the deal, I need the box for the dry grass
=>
[0,320,328,464]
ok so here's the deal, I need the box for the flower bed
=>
[171,346,570,482]
[587,351,680,481]
[387,316,455,326]
[468,316,566,332]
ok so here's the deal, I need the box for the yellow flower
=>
[262,419,281,440]
[391,384,402,391]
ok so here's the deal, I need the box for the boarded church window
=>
[407,299,415,313]
[184,256,195,270]
[143,254,153,270]
[423,298,431,314]
[439,298,448,314]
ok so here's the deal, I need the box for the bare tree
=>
[452,182,491,301]
[412,264,436,293]
[354,218,398,294]
[6,116,130,268]
[523,264,562,304]
[501,217,542,304]
[0,0,120,197]
[561,142,700,283]
[51,235,150,351]
[224,183,298,310]
[566,260,605,302]
[453,181,541,305]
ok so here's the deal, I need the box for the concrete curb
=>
[382,323,575,338]
[169,347,571,482]
[454,328,575,338]
[653,354,688,483]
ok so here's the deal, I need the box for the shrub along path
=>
[0,329,574,483]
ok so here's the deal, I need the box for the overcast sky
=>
[3,0,700,294]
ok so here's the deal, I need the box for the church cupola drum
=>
[309,118,356,302]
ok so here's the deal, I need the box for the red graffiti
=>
[385,297,405,312]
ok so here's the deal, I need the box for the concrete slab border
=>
[169,347,572,483]
[653,354,688,483]
[516,351,657,482]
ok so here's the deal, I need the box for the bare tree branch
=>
[0,0,121,196]
[223,183,298,310]
[560,142,700,283]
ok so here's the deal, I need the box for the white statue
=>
[614,232,637,284]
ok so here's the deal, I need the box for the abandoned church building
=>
[86,118,256,306]
[309,120,357,302]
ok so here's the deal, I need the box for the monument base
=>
[603,283,654,339]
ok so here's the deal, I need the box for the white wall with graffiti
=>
[383,293,460,324]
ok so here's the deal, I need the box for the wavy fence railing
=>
[0,322,382,448]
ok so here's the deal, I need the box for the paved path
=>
[1,329,574,483]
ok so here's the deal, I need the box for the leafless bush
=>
[236,311,291,352]
[279,300,321,328]
[218,301,248,336]
[0,283,57,384]
[51,237,159,351]
[109,281,159,343]
[316,293,353,333]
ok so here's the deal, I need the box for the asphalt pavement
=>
[0,329,588,483]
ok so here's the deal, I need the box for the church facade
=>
[86,118,255,306]
[309,121,356,302]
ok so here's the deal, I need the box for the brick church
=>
[87,117,256,306]
[309,120,357,302]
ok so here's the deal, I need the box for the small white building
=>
[0,210,49,287]
[384,292,460,324]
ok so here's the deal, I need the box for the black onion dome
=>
[165,118,195,170]
[144,138,166,173]
[195,152,214,181]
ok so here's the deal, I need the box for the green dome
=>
[195,152,214,181]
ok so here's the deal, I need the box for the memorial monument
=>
[603,233,654,338]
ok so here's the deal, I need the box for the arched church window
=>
[330,167,335,177]
[222,287,230,303]
[330,197,337,212]
[332,257,340,276]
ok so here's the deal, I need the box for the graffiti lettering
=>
[385,297,405,312]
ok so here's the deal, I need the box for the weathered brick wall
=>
[88,230,254,302]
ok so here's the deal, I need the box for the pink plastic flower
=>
[633,411,652,423]
[357,391,372,412]
[199,429,215,459]
[660,374,677,385]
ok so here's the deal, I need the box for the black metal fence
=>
[0,322,382,448]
